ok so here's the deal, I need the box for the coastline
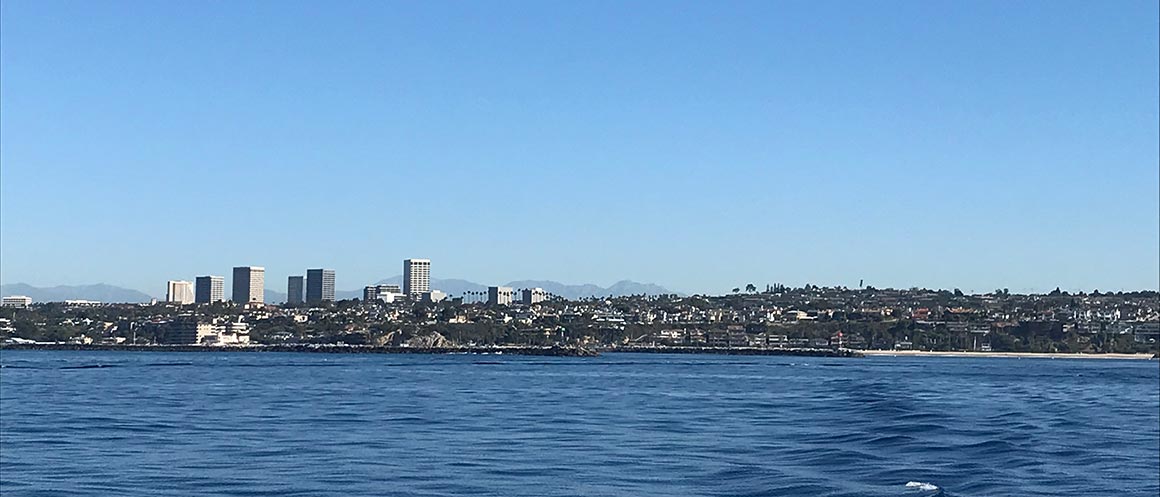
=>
[860,349,1157,360]
[2,344,1155,360]
[0,344,862,358]
[0,343,600,357]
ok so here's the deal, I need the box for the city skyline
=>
[2,4,1157,497]
[1,2,1157,295]
[3,259,1160,304]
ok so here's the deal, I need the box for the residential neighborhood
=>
[3,285,1157,354]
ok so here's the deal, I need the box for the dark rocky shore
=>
[607,346,864,358]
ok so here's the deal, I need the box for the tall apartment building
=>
[232,266,265,304]
[195,276,225,303]
[287,276,304,305]
[166,280,195,304]
[306,269,335,303]
[403,259,431,295]
[488,286,514,306]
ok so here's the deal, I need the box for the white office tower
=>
[195,276,225,303]
[488,286,514,306]
[403,259,431,295]
[521,288,547,305]
[166,280,195,304]
[232,266,265,304]
[306,269,335,303]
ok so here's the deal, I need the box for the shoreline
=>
[1,344,1155,360]
[606,346,863,357]
[0,344,861,358]
[860,349,1157,360]
[0,343,600,357]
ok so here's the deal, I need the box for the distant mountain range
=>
[0,283,155,304]
[372,276,676,300]
[265,289,288,303]
[2,278,676,304]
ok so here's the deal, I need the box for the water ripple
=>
[1,351,1157,497]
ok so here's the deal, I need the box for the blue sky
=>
[1,0,1157,296]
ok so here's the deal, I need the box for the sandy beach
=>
[861,350,1157,360]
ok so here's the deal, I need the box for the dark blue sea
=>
[1,351,1157,497]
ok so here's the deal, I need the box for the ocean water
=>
[1,351,1157,497]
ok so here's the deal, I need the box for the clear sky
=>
[1,0,1158,297]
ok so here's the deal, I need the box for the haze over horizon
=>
[2,1,1158,295]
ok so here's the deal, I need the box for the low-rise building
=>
[488,286,514,306]
[161,320,219,344]
[2,295,32,309]
[1132,322,1159,344]
[364,284,404,303]
[161,318,251,345]
[521,288,547,305]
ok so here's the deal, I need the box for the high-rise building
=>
[195,276,225,304]
[488,286,514,306]
[403,259,430,295]
[521,287,547,305]
[287,276,304,305]
[166,280,195,304]
[232,266,265,304]
[306,269,335,303]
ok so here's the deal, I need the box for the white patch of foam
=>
[905,481,940,492]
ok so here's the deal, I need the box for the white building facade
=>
[166,280,195,304]
[488,286,514,306]
[364,284,404,303]
[195,276,225,303]
[1,296,32,309]
[403,259,430,296]
[521,288,547,305]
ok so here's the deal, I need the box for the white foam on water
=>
[905,481,940,492]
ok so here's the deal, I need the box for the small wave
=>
[905,481,942,494]
[60,364,119,370]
